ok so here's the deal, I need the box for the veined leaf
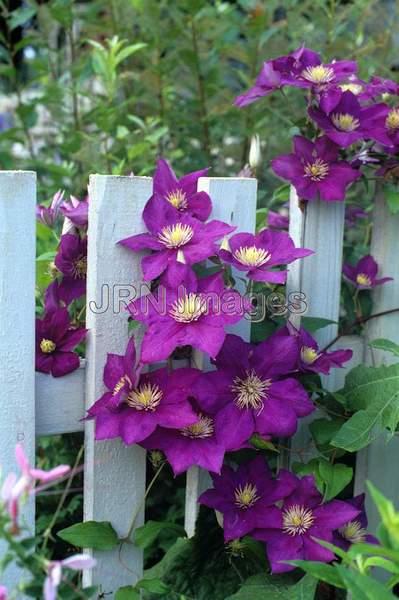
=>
[369,338,399,357]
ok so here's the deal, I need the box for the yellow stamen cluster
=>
[331,113,360,132]
[282,505,315,536]
[232,369,271,412]
[385,108,399,131]
[356,273,372,287]
[74,256,87,278]
[181,414,214,439]
[339,83,363,95]
[300,346,319,365]
[165,189,188,211]
[158,223,194,249]
[126,383,163,411]
[234,483,260,509]
[234,246,271,268]
[169,293,207,323]
[338,520,366,544]
[304,158,330,181]
[40,338,56,354]
[301,65,335,85]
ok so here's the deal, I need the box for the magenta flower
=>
[87,337,198,444]
[253,475,360,573]
[267,210,289,231]
[195,332,314,446]
[54,234,87,303]
[0,586,6,600]
[151,157,212,221]
[271,136,361,202]
[309,90,387,148]
[141,373,247,475]
[36,190,65,228]
[60,194,89,229]
[128,273,247,363]
[219,229,313,284]
[345,204,368,229]
[343,255,393,289]
[199,456,297,541]
[119,195,233,286]
[368,104,399,148]
[44,554,96,600]
[36,308,86,377]
[333,494,377,551]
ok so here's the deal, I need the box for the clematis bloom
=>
[36,190,65,228]
[333,494,377,551]
[343,255,393,289]
[60,195,89,229]
[54,233,87,303]
[44,554,96,600]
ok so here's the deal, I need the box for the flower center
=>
[73,256,87,278]
[234,483,260,509]
[169,293,207,323]
[158,223,194,249]
[232,369,271,413]
[385,108,399,131]
[233,246,271,268]
[112,375,131,396]
[339,83,363,95]
[338,520,367,544]
[180,414,214,439]
[356,273,372,287]
[165,189,188,211]
[300,346,319,365]
[40,338,56,354]
[304,158,330,181]
[331,112,360,132]
[126,383,163,411]
[282,505,315,536]
[301,65,335,84]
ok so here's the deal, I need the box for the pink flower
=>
[44,554,96,600]
[0,585,7,600]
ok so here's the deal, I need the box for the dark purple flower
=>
[87,337,198,444]
[333,494,377,551]
[128,273,247,364]
[345,204,368,228]
[271,135,361,202]
[366,77,399,99]
[309,91,387,148]
[343,255,393,289]
[267,210,289,231]
[195,332,314,446]
[54,234,87,303]
[219,229,313,284]
[36,309,86,377]
[141,373,246,475]
[36,190,65,228]
[367,105,399,147]
[60,195,89,229]
[253,475,360,573]
[151,158,212,221]
[119,195,233,287]
[199,456,297,541]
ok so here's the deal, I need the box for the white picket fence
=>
[0,170,398,594]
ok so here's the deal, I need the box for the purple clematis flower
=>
[333,494,377,551]
[275,324,353,375]
[119,195,234,287]
[141,373,246,475]
[367,104,399,148]
[54,234,87,303]
[36,309,86,377]
[60,195,89,229]
[151,157,212,221]
[199,456,297,541]
[309,91,387,148]
[343,255,393,289]
[267,210,289,231]
[87,337,198,444]
[253,474,360,573]
[36,190,65,228]
[195,331,314,446]
[219,229,313,284]
[271,135,361,202]
[345,204,368,229]
[128,273,248,364]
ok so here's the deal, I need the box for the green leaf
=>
[369,338,399,357]
[115,587,140,600]
[301,317,337,333]
[144,538,191,581]
[385,184,399,214]
[9,6,36,30]
[335,565,396,599]
[225,573,317,600]
[36,251,56,262]
[367,482,399,547]
[57,521,119,550]
[249,433,278,452]
[309,418,345,448]
[289,560,344,588]
[331,364,399,451]
[137,578,169,594]
[134,520,186,549]
[318,460,353,501]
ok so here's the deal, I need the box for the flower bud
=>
[249,134,261,170]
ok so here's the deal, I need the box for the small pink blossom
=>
[44,554,96,600]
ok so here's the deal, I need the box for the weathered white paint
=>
[83,175,152,591]
[35,362,85,436]
[0,171,36,591]
[287,188,346,462]
[184,177,257,537]
[355,188,399,533]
